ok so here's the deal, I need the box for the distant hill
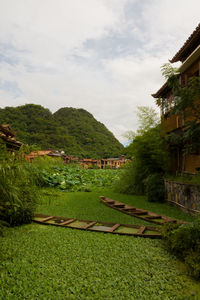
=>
[0,104,123,158]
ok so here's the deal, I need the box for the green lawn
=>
[1,188,199,299]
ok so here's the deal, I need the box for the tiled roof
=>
[170,23,200,63]
[151,82,171,98]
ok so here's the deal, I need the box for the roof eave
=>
[151,82,170,98]
[170,23,200,63]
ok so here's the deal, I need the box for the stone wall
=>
[164,179,200,214]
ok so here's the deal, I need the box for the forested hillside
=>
[0,104,123,158]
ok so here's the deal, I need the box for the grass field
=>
[1,188,199,299]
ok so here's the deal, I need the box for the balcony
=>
[161,113,183,133]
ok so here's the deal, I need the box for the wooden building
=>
[25,150,79,163]
[79,158,98,168]
[80,155,129,169]
[152,23,200,174]
[98,156,129,169]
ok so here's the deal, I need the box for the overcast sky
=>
[0,0,199,143]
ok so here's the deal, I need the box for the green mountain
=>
[0,104,123,158]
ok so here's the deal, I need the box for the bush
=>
[184,248,200,279]
[145,173,165,202]
[114,159,145,194]
[115,121,169,195]
[162,218,200,279]
[0,145,38,226]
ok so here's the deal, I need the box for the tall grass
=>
[0,144,38,228]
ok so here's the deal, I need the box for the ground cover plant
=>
[1,158,198,299]
[36,188,153,226]
[37,188,194,224]
[1,188,199,300]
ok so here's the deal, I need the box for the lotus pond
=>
[40,165,120,191]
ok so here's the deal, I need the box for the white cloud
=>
[136,0,200,54]
[0,0,200,144]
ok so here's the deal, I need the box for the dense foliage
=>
[34,163,120,192]
[115,107,169,197]
[54,107,123,158]
[0,145,37,228]
[145,173,165,202]
[0,104,123,158]
[116,124,169,196]
[162,218,200,279]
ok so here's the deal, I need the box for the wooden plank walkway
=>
[33,214,161,239]
[100,196,187,225]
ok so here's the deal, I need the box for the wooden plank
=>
[33,214,162,238]
[39,216,54,222]
[83,221,96,229]
[162,219,176,224]
[100,196,187,226]
[60,219,75,226]
[146,215,162,219]
[124,206,136,210]
[105,200,115,204]
[108,223,120,232]
[131,211,147,215]
[114,204,125,208]
[137,226,146,235]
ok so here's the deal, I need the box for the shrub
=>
[115,119,169,195]
[162,218,200,279]
[114,159,145,194]
[145,173,165,202]
[0,145,38,226]
[184,248,200,279]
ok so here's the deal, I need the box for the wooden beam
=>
[137,226,146,235]
[39,216,54,222]
[108,224,120,232]
[60,219,75,226]
[83,221,96,229]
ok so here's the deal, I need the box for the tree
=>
[116,107,169,195]
[123,106,160,142]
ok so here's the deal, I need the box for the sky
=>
[0,0,200,144]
